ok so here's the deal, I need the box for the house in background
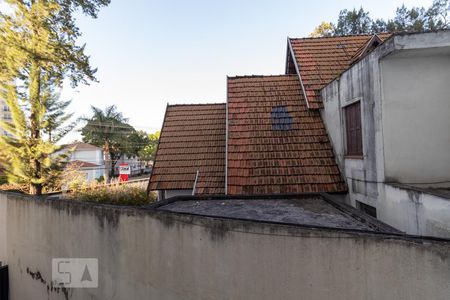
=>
[149,30,450,238]
[62,142,105,182]
[114,155,146,176]
[0,98,12,137]
[62,142,147,181]
[0,99,9,178]
[66,160,104,182]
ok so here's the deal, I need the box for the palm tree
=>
[80,105,133,182]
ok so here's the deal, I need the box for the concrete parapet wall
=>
[0,192,449,300]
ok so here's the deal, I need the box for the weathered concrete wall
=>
[321,32,450,237]
[0,192,450,300]
[381,49,450,187]
[321,37,393,208]
[381,184,450,238]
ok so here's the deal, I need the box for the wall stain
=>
[405,188,423,234]
[26,267,71,300]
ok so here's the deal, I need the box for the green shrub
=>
[95,176,105,183]
[65,181,156,206]
[0,176,7,185]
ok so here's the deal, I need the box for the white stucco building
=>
[320,31,450,237]
[0,98,11,137]
[62,142,105,182]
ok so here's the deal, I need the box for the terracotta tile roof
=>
[288,33,392,109]
[148,104,226,195]
[227,75,346,195]
[67,160,100,168]
[63,142,102,151]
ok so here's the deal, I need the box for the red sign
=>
[119,163,130,182]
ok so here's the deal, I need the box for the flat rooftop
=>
[156,194,399,234]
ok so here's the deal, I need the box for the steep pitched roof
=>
[226,75,346,195]
[148,104,226,195]
[287,33,392,109]
[349,34,383,64]
[63,142,102,151]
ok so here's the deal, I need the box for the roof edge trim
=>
[167,103,225,107]
[225,77,229,195]
[287,38,311,110]
[147,102,169,194]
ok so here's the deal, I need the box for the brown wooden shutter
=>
[345,102,363,156]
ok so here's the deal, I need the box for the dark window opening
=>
[356,201,377,218]
[271,106,292,131]
[344,101,363,156]
[286,54,297,74]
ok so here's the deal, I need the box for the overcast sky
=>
[41,0,433,141]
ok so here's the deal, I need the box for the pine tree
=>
[43,92,75,143]
[0,0,110,195]
[0,83,70,192]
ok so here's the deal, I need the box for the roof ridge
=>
[227,74,297,80]
[289,32,391,41]
[68,160,100,167]
[62,142,101,149]
[168,103,225,107]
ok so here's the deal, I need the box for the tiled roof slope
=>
[67,160,100,168]
[63,142,102,151]
[148,104,226,195]
[227,75,346,195]
[288,33,391,109]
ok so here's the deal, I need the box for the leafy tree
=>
[139,131,160,162]
[124,130,151,159]
[309,21,334,37]
[334,7,373,35]
[426,0,450,30]
[371,18,388,33]
[0,0,110,195]
[310,0,449,36]
[80,105,133,182]
[80,106,150,181]
[391,5,427,32]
